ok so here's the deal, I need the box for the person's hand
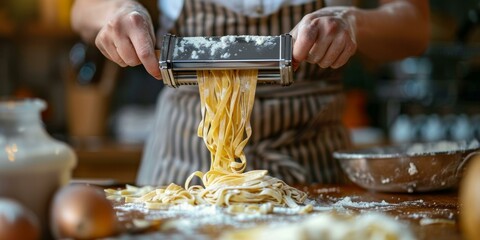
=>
[290,7,357,70]
[94,2,161,79]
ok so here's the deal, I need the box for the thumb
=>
[291,24,317,70]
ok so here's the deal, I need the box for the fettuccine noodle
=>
[107,70,308,213]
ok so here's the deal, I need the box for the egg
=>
[460,154,480,240]
[0,198,40,240]
[50,184,119,239]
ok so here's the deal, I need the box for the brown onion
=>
[460,154,480,240]
[0,198,40,240]
[50,184,118,239]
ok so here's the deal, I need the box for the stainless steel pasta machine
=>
[159,34,293,87]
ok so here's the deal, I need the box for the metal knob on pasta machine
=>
[159,34,293,88]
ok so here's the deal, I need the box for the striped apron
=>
[136,0,352,186]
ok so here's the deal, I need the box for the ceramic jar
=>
[0,98,76,237]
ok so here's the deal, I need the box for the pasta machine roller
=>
[159,34,293,87]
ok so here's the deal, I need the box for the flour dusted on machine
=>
[173,35,276,59]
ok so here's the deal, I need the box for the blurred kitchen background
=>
[0,0,479,183]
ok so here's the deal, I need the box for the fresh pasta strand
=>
[107,69,309,213]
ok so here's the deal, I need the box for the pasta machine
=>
[159,34,293,87]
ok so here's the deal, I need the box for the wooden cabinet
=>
[72,141,143,184]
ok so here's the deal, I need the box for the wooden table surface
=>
[111,183,462,239]
[303,184,461,240]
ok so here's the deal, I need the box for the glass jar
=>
[0,98,76,237]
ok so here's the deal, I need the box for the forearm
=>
[350,0,430,61]
[71,0,146,43]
